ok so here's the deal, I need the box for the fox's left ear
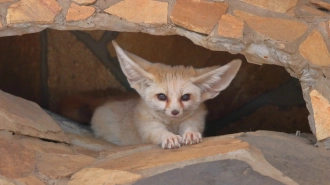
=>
[192,59,241,101]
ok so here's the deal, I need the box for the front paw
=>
[161,134,182,149]
[183,131,202,145]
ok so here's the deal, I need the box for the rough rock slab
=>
[310,90,330,140]
[239,131,330,185]
[299,29,330,67]
[0,0,14,2]
[133,160,283,185]
[240,0,297,13]
[171,0,228,34]
[0,90,70,143]
[68,168,142,185]
[6,0,62,25]
[300,5,329,16]
[104,0,168,25]
[21,137,74,154]
[15,175,45,185]
[66,3,95,22]
[217,14,244,39]
[0,131,36,179]
[310,0,330,11]
[0,179,14,185]
[234,10,308,43]
[88,137,297,185]
[95,137,250,171]
[67,133,117,151]
[37,153,95,178]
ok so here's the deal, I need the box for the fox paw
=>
[183,131,202,145]
[161,134,182,149]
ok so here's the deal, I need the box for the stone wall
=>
[0,0,329,143]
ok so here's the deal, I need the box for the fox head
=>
[112,41,241,119]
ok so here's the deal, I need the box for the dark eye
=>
[181,94,190,101]
[157,93,167,101]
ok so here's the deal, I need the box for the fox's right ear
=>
[192,59,241,101]
[112,41,154,93]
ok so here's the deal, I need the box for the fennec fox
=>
[91,41,241,149]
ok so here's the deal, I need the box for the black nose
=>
[171,110,179,115]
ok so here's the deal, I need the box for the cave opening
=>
[0,30,310,138]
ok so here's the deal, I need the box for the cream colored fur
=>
[91,41,241,149]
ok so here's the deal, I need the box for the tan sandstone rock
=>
[310,0,330,11]
[240,0,297,13]
[310,90,330,140]
[0,179,14,185]
[105,0,168,25]
[68,168,141,185]
[217,14,244,39]
[171,0,228,34]
[21,137,74,154]
[234,10,307,43]
[299,30,330,67]
[6,0,62,25]
[0,132,36,179]
[37,153,95,178]
[67,133,117,151]
[300,5,329,17]
[0,90,70,143]
[15,175,45,185]
[96,137,249,171]
[66,3,95,22]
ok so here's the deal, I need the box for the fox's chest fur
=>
[91,41,241,149]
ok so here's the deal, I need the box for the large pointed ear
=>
[192,59,241,101]
[112,41,154,93]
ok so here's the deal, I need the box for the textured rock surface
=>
[6,0,61,25]
[0,132,36,179]
[171,0,228,34]
[104,0,168,25]
[95,137,250,171]
[37,153,95,178]
[68,168,142,185]
[217,14,244,39]
[0,90,69,143]
[15,176,45,185]
[67,133,117,151]
[66,3,95,22]
[0,179,14,185]
[300,5,329,16]
[240,0,297,13]
[299,30,330,67]
[133,160,284,185]
[234,10,307,43]
[310,90,330,140]
[21,137,73,154]
[240,131,330,185]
